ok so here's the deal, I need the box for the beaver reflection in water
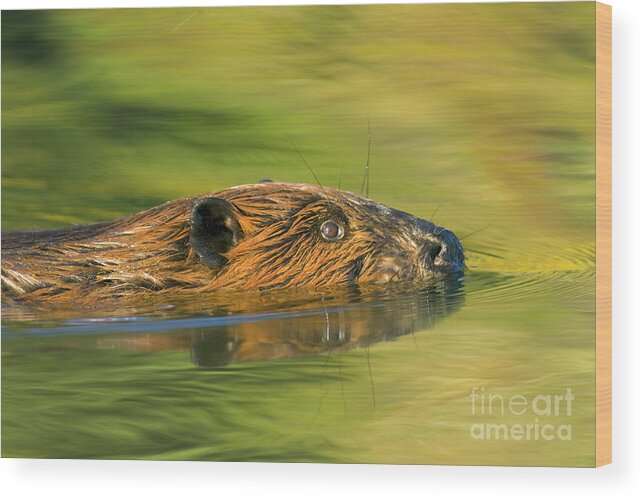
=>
[1,182,464,305]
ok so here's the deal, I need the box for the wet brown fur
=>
[1,182,463,306]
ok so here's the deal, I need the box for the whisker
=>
[360,118,372,198]
[431,202,445,221]
[321,296,330,342]
[365,343,376,411]
[287,135,328,198]
[459,223,494,241]
[310,298,335,428]
[465,247,505,259]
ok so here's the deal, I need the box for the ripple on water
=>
[463,268,595,309]
[464,234,595,274]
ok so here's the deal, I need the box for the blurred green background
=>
[1,2,596,273]
[2,3,597,466]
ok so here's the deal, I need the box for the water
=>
[1,271,596,466]
[2,4,596,466]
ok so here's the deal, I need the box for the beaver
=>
[1,182,464,306]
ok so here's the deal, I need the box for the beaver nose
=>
[420,227,465,272]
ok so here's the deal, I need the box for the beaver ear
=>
[189,197,244,268]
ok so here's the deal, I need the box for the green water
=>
[1,3,596,465]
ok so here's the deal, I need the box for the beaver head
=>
[191,182,465,290]
[1,182,464,304]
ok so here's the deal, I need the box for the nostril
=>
[429,244,442,261]
[424,242,443,266]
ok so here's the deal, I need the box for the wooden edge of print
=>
[595,1,612,468]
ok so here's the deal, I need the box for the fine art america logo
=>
[469,387,574,442]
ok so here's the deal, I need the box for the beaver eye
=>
[320,220,344,242]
